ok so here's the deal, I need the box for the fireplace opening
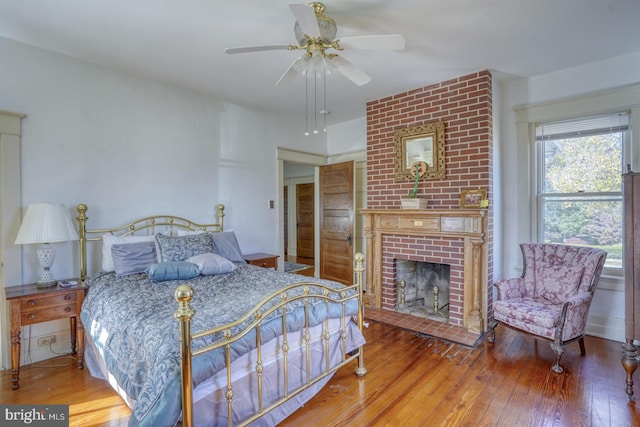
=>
[395,259,450,322]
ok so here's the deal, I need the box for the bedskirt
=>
[85,317,365,426]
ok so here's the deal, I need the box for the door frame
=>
[277,149,326,274]
[277,148,366,277]
[0,110,25,369]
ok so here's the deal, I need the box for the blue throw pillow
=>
[146,261,200,282]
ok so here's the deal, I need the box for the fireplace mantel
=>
[361,208,488,334]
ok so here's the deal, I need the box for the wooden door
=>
[296,183,314,259]
[319,161,354,285]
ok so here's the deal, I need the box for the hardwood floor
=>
[0,355,130,426]
[2,321,639,426]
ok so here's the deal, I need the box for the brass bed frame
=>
[76,203,367,427]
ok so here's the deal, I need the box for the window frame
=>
[515,84,640,288]
[534,119,628,272]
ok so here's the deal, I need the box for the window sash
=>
[536,112,628,271]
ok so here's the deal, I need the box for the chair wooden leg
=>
[578,337,586,356]
[550,342,564,374]
[487,321,496,343]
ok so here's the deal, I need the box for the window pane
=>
[541,196,622,268]
[542,133,623,193]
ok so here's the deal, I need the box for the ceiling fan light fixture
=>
[225,2,405,134]
[294,53,329,75]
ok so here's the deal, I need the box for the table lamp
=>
[14,203,79,287]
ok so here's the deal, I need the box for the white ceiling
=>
[1,0,639,124]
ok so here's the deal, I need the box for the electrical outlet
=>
[37,335,56,347]
[268,200,275,209]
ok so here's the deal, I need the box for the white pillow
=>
[188,252,237,275]
[102,234,155,272]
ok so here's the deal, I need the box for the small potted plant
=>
[401,161,428,209]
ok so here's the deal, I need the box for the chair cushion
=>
[536,263,584,304]
[494,297,562,339]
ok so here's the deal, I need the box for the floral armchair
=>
[488,243,607,373]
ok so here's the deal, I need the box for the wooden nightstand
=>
[5,280,85,389]
[244,253,279,269]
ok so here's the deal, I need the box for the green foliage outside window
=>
[541,133,623,268]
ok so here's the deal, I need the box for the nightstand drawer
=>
[21,292,77,311]
[243,253,279,269]
[21,303,78,325]
[249,257,277,269]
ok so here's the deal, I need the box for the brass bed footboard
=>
[174,253,367,427]
[76,203,366,426]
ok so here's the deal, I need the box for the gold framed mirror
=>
[394,122,445,181]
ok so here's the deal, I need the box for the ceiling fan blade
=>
[329,55,371,86]
[275,57,304,86]
[289,3,320,37]
[338,34,406,50]
[225,45,291,54]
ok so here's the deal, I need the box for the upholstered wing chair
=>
[488,243,607,373]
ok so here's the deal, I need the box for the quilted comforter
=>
[81,263,359,426]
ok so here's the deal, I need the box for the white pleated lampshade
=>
[14,203,79,244]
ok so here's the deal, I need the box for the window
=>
[536,112,629,269]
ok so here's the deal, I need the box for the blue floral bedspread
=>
[81,263,358,427]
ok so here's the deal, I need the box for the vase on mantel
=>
[400,198,428,209]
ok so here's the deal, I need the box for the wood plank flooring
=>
[2,321,639,426]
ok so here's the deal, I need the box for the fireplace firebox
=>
[395,259,450,321]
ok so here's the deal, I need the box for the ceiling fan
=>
[224,2,405,87]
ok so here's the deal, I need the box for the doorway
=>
[278,148,366,281]
[283,161,316,274]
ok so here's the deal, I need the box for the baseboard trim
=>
[586,313,625,343]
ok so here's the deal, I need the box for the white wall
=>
[326,116,366,156]
[0,36,327,363]
[499,51,640,342]
[0,36,329,283]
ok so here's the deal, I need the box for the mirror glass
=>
[394,122,445,181]
[405,136,434,169]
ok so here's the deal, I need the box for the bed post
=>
[77,204,88,282]
[354,252,367,376]
[174,285,195,427]
[216,204,225,231]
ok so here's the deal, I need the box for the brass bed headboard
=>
[76,203,225,281]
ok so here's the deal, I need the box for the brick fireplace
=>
[363,70,494,336]
[361,209,488,334]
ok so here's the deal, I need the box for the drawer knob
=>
[27,300,36,306]
[64,307,72,313]
[28,313,36,320]
[64,295,71,300]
